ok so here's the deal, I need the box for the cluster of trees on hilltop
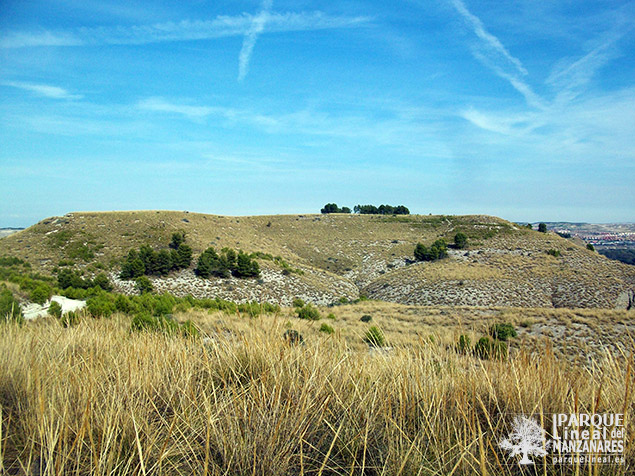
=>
[321,203,409,215]
[120,232,192,279]
[321,203,351,214]
[196,247,260,279]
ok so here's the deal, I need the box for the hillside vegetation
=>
[1,210,633,308]
[0,309,632,475]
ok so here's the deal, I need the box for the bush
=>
[0,288,23,323]
[489,323,517,341]
[456,334,471,354]
[414,239,448,262]
[474,336,508,360]
[283,329,304,345]
[326,313,336,320]
[360,314,372,323]
[135,276,153,294]
[48,300,63,318]
[179,320,199,338]
[319,323,334,334]
[546,249,561,257]
[474,336,493,359]
[92,273,113,291]
[454,232,468,249]
[586,244,595,251]
[364,326,385,347]
[87,293,116,318]
[292,298,305,308]
[538,223,547,233]
[297,304,320,320]
[30,283,52,305]
[60,310,81,328]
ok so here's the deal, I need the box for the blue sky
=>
[1,0,633,227]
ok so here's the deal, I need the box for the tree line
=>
[120,232,193,279]
[321,203,410,215]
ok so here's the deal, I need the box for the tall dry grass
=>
[0,315,632,475]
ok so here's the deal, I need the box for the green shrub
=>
[179,320,199,338]
[30,283,52,305]
[586,244,595,251]
[326,313,336,320]
[92,273,113,291]
[454,232,468,249]
[131,313,178,334]
[360,314,372,323]
[538,223,547,233]
[319,323,334,334]
[283,329,304,345]
[0,288,23,324]
[414,239,448,262]
[474,336,494,359]
[489,323,517,341]
[60,310,80,328]
[135,276,153,294]
[546,249,561,257]
[292,298,305,308]
[297,304,320,320]
[48,300,62,318]
[456,334,471,354]
[87,293,116,318]
[364,326,385,347]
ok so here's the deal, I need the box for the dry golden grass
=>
[1,309,633,475]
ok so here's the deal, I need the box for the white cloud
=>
[2,81,82,100]
[238,0,274,81]
[137,97,217,118]
[0,12,370,49]
[449,0,544,109]
[450,0,526,76]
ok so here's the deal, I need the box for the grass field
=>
[0,306,633,475]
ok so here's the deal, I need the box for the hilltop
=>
[1,210,633,308]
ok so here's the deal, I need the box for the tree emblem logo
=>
[499,415,549,465]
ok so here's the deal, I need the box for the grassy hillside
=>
[0,309,632,475]
[1,210,633,308]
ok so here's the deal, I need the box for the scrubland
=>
[0,305,633,475]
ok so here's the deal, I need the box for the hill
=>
[1,210,633,308]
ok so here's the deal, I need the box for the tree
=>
[233,251,260,278]
[155,249,173,275]
[586,243,595,252]
[93,273,113,291]
[175,243,192,268]
[499,416,549,465]
[538,223,547,233]
[414,239,447,262]
[0,288,23,323]
[169,231,186,249]
[340,206,351,214]
[454,232,468,249]
[135,276,153,294]
[321,203,340,214]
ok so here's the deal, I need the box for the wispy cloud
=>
[450,0,526,76]
[449,0,544,108]
[137,97,217,118]
[0,12,370,49]
[2,81,82,100]
[238,0,273,81]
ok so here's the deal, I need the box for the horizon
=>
[2,208,634,230]
[1,0,634,227]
